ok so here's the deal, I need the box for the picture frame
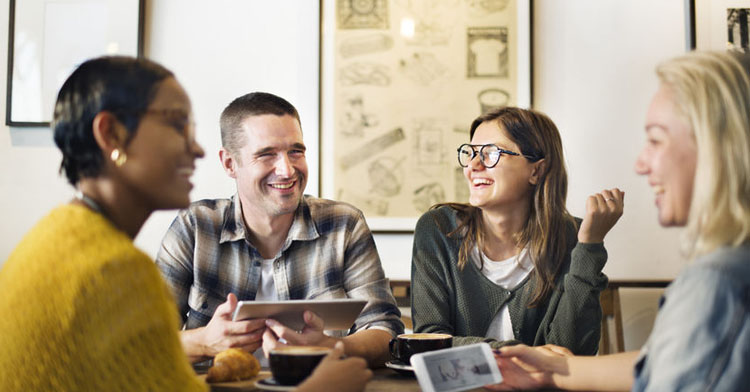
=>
[6,0,144,127]
[320,0,531,232]
[689,0,750,51]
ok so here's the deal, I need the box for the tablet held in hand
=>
[231,298,367,331]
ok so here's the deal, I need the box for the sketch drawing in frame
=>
[6,0,144,126]
[690,0,750,51]
[320,0,531,232]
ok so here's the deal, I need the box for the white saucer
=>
[385,360,414,374]
[255,377,297,391]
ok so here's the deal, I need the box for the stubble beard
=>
[264,175,305,217]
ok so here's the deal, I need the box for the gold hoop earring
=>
[110,149,127,167]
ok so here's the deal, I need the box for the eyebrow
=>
[254,147,276,156]
[644,123,667,132]
[470,142,513,150]
[254,143,307,156]
[147,108,191,117]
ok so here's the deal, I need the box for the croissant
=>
[206,348,261,382]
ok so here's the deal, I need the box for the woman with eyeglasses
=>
[410,107,623,355]
[0,56,372,392]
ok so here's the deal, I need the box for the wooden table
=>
[203,367,487,391]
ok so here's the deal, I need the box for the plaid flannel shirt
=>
[155,194,403,337]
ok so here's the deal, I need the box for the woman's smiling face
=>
[464,120,541,213]
[634,83,698,227]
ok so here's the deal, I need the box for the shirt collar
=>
[219,194,245,244]
[219,194,320,245]
[286,195,320,243]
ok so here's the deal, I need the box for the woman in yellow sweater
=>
[0,56,372,392]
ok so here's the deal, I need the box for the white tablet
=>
[231,298,367,331]
[411,343,503,392]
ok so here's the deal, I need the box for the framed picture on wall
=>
[6,0,144,127]
[690,0,750,51]
[320,0,531,232]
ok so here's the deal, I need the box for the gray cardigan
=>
[410,206,608,355]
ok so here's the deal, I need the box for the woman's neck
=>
[74,178,152,239]
[480,206,530,260]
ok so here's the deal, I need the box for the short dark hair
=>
[219,92,301,157]
[53,56,174,185]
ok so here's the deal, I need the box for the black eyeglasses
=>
[114,108,195,138]
[144,109,194,133]
[457,143,540,168]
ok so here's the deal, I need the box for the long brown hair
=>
[437,107,574,307]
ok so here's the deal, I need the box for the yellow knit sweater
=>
[0,205,207,391]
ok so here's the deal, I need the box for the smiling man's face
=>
[230,114,308,220]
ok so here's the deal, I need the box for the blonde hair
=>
[656,51,750,258]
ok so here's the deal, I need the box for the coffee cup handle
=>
[403,340,413,359]
[388,338,399,360]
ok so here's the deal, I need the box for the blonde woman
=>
[491,51,750,391]
[411,107,623,355]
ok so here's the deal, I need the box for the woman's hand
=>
[296,342,372,392]
[578,188,625,243]
[484,344,569,391]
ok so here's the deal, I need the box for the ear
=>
[529,159,546,186]
[219,148,238,179]
[91,111,128,155]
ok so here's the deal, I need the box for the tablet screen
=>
[412,343,502,392]
[231,298,367,331]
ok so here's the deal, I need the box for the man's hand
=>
[182,293,266,361]
[296,342,372,392]
[262,310,336,356]
[578,188,625,243]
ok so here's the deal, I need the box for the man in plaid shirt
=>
[156,92,403,367]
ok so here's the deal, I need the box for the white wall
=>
[534,0,689,279]
[377,0,691,280]
[135,0,321,256]
[1,0,690,290]
[0,0,71,264]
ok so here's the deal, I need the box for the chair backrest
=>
[599,280,670,354]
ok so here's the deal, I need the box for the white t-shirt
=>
[473,247,534,341]
[257,258,279,301]
[252,257,278,366]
